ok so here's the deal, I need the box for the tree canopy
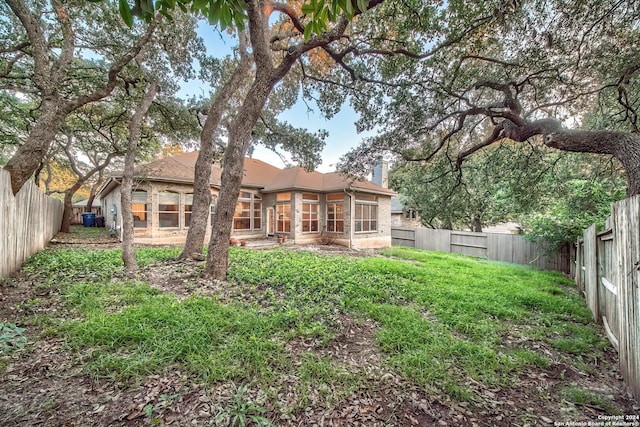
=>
[332,0,640,196]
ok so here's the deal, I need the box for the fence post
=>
[575,239,583,291]
[613,195,640,400]
[583,224,599,321]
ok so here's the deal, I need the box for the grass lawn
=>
[0,232,636,425]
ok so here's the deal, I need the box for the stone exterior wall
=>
[350,192,392,249]
[102,180,392,249]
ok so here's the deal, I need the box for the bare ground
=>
[0,233,637,426]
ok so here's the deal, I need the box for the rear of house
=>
[99,152,395,249]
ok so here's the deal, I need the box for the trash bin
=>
[94,216,105,228]
[81,212,96,227]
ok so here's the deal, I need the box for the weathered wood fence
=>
[575,195,640,399]
[391,227,573,273]
[0,168,63,279]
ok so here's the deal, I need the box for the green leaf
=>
[140,0,154,14]
[344,0,354,16]
[303,22,313,40]
[118,0,134,27]
[356,0,368,13]
[193,0,209,10]
[301,3,314,15]
[208,1,221,25]
[221,5,232,29]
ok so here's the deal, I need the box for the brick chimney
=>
[371,160,388,188]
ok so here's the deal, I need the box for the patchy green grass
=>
[20,245,610,401]
[560,385,621,414]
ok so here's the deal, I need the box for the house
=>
[370,160,421,228]
[71,198,101,224]
[390,196,422,228]
[98,151,396,248]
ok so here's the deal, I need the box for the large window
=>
[326,193,344,233]
[233,192,262,231]
[302,193,319,233]
[132,191,148,228]
[184,193,193,227]
[158,192,179,228]
[355,193,378,233]
[276,192,291,233]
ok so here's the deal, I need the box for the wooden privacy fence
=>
[0,168,64,279]
[391,227,573,273]
[575,195,640,400]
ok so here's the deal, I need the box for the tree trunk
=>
[4,99,62,195]
[544,130,640,196]
[203,0,357,279]
[180,50,251,259]
[471,214,482,232]
[205,99,270,278]
[121,82,161,276]
[3,0,159,195]
[61,191,74,233]
[205,0,283,279]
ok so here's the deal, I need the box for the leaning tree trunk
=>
[203,0,357,279]
[3,0,159,195]
[205,78,277,279]
[205,0,290,279]
[4,100,62,195]
[61,191,75,233]
[180,50,251,259]
[121,82,161,276]
[544,130,640,196]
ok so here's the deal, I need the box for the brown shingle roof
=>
[130,151,394,195]
[263,167,396,195]
[136,151,281,188]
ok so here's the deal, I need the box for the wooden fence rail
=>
[576,195,640,400]
[391,227,573,274]
[0,168,63,279]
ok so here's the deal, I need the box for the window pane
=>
[233,200,251,230]
[132,191,147,204]
[253,201,262,230]
[277,192,291,201]
[159,192,179,228]
[158,192,179,205]
[277,203,291,232]
[327,193,343,201]
[302,193,319,201]
[184,193,193,227]
[356,193,377,202]
[132,202,147,228]
[159,213,179,228]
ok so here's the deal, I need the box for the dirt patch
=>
[1,233,638,426]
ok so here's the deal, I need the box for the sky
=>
[176,22,374,173]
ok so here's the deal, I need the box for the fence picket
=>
[0,168,63,279]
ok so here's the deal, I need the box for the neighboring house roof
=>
[100,151,395,196]
[72,198,101,208]
[391,196,405,213]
